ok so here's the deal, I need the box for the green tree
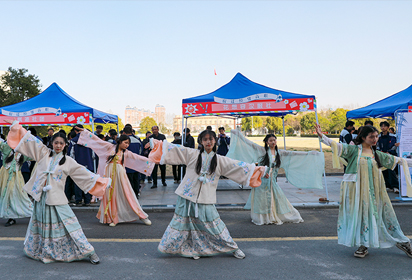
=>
[285,114,302,132]
[241,117,252,131]
[285,125,294,135]
[159,122,171,135]
[329,108,348,133]
[266,117,282,133]
[300,112,317,133]
[241,116,263,131]
[0,67,42,106]
[139,117,157,133]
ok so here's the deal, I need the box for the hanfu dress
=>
[149,139,267,258]
[77,130,155,225]
[7,122,111,264]
[0,139,33,219]
[226,130,325,225]
[320,135,412,248]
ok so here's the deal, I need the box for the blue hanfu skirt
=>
[24,193,95,263]
[158,196,238,257]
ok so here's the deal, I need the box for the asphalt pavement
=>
[2,177,412,279]
[2,208,412,279]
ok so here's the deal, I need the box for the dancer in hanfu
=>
[75,126,154,227]
[315,124,412,258]
[148,129,267,260]
[0,139,33,227]
[226,130,325,225]
[5,120,112,264]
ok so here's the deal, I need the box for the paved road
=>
[1,208,412,279]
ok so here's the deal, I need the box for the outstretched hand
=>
[144,142,151,149]
[3,119,14,124]
[314,124,323,138]
[74,125,84,132]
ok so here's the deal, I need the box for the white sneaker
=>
[233,249,245,259]
[193,256,200,260]
[141,218,152,226]
[394,188,400,194]
[109,223,116,227]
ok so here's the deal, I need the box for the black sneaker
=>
[396,242,412,258]
[354,245,368,258]
[5,219,16,227]
[151,184,157,189]
[83,203,91,207]
[90,253,100,264]
[162,182,167,187]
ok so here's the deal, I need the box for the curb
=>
[71,200,412,213]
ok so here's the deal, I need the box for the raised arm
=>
[68,159,112,199]
[0,138,12,155]
[123,149,155,176]
[279,149,325,189]
[6,120,50,161]
[219,156,267,188]
[148,139,198,166]
[77,128,115,159]
[226,129,265,164]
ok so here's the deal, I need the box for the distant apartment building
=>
[173,115,236,133]
[155,104,166,124]
[125,105,166,128]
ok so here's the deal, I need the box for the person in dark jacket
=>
[141,131,152,184]
[124,125,143,197]
[339,121,354,144]
[378,121,400,193]
[147,126,166,188]
[171,132,183,183]
[42,127,55,148]
[217,127,230,156]
[181,128,195,178]
[68,125,96,206]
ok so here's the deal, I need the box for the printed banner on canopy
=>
[0,110,92,125]
[396,111,412,197]
[182,95,315,116]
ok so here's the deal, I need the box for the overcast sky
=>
[1,1,411,122]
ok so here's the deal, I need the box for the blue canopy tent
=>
[0,82,118,126]
[182,73,329,199]
[347,84,412,119]
[182,73,317,118]
[346,84,412,201]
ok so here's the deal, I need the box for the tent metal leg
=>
[282,116,286,150]
[91,119,97,174]
[315,109,329,201]
[180,116,187,181]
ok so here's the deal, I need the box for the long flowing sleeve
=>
[218,155,267,188]
[320,134,358,169]
[7,121,50,161]
[226,129,265,164]
[279,150,325,189]
[378,151,412,196]
[149,139,197,166]
[0,140,13,156]
[77,129,115,176]
[67,158,112,199]
[123,149,155,176]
